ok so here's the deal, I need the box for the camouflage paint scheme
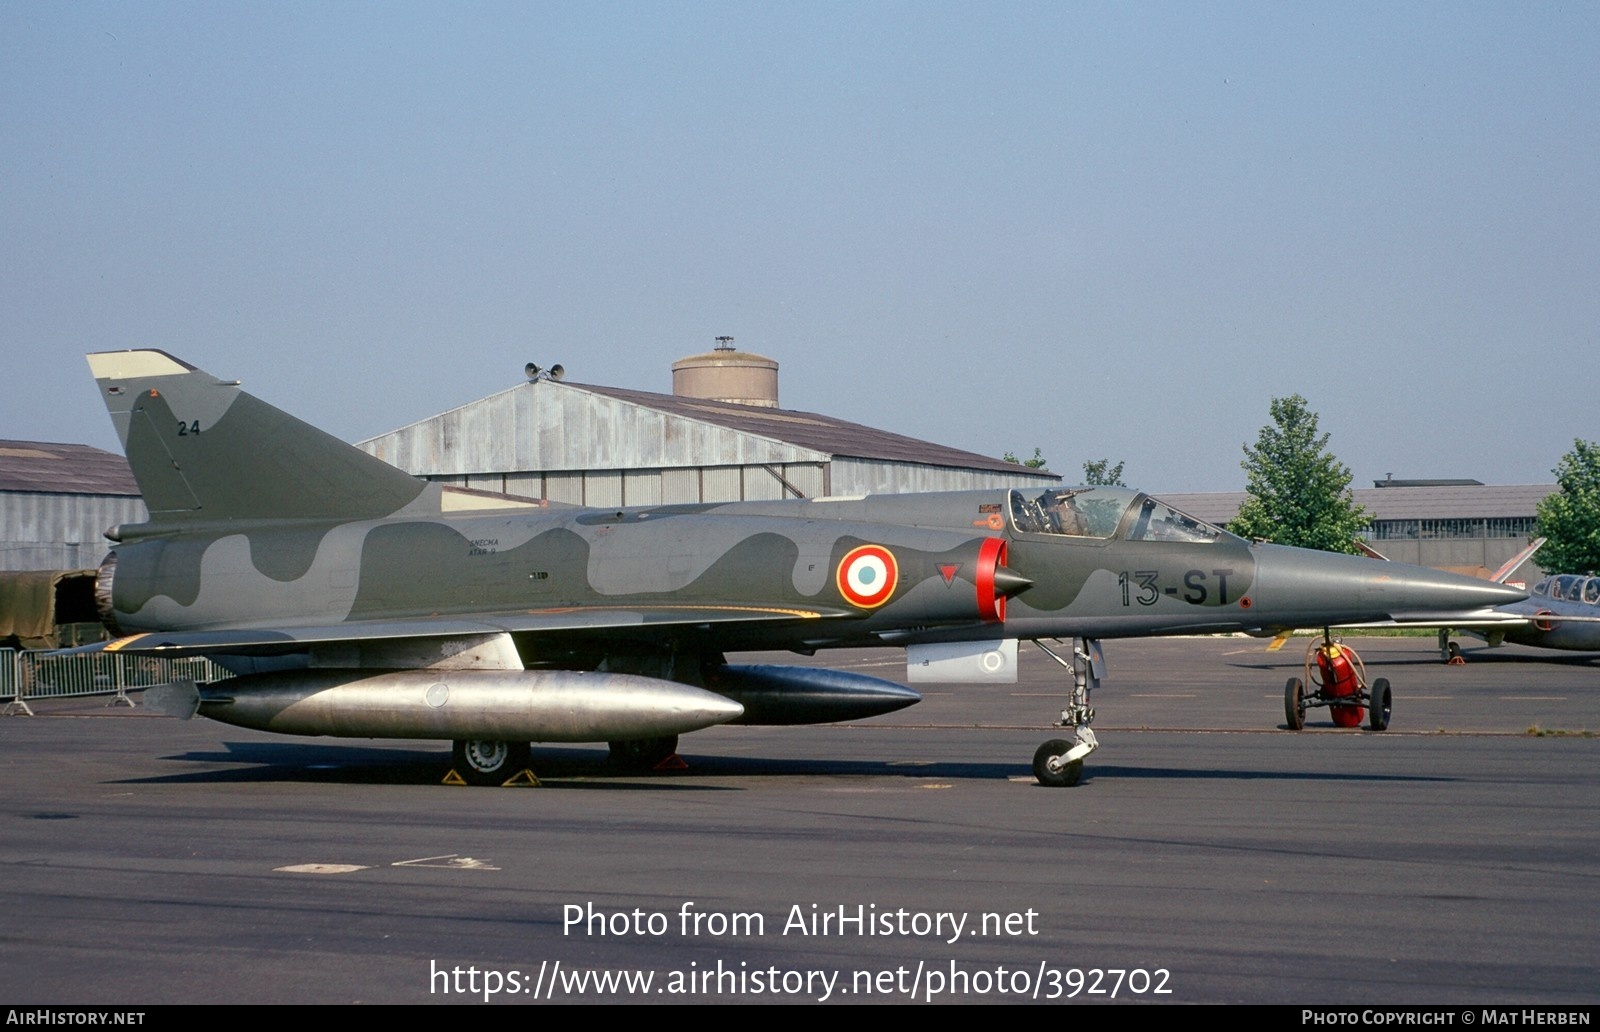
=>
[81,350,1527,784]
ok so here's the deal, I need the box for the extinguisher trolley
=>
[1285,631,1392,731]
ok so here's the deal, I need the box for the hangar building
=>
[0,440,146,573]
[358,345,1061,503]
[0,441,148,646]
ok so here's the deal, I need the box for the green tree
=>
[1082,459,1126,486]
[1002,448,1049,470]
[1227,394,1368,554]
[1535,440,1600,573]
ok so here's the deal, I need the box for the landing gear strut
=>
[1030,637,1101,787]
[1439,629,1465,665]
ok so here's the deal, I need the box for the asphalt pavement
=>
[1,636,1596,1005]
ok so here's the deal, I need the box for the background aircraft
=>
[1338,539,1600,662]
[76,350,1525,786]
[1433,570,1600,662]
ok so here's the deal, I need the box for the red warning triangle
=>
[938,563,961,585]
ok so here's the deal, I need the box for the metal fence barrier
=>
[2,648,231,713]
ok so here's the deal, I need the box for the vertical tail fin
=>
[1491,537,1545,584]
[88,350,434,524]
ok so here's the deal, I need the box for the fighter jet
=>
[79,350,1526,786]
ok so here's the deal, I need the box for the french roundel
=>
[837,545,899,609]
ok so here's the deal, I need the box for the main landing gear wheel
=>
[608,735,679,772]
[1032,739,1083,788]
[1284,676,1306,731]
[453,739,531,786]
[1368,677,1392,731]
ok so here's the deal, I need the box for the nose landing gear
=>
[1030,637,1102,787]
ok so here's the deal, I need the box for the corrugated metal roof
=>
[1353,484,1553,520]
[1158,484,1555,526]
[576,383,1043,477]
[0,440,139,496]
[1157,492,1249,525]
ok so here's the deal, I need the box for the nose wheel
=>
[1030,637,1101,787]
[1033,736,1090,787]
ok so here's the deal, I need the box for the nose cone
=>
[1251,543,1527,628]
[686,692,749,726]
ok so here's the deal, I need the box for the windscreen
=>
[1536,575,1600,605]
[1007,487,1225,543]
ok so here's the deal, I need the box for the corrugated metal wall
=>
[0,493,147,572]
[430,463,829,505]
[423,459,1054,505]
[829,458,1056,495]
[1349,539,1548,580]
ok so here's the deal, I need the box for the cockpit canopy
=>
[1531,574,1600,606]
[1007,487,1228,544]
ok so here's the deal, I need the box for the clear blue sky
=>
[4,2,1595,491]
